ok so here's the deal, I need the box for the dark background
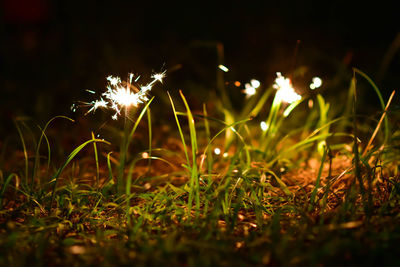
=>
[1,0,399,129]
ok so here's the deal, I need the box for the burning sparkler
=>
[83,70,166,119]
[273,72,301,103]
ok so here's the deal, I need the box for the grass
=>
[1,67,400,266]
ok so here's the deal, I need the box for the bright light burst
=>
[85,70,166,119]
[260,121,268,131]
[273,72,301,103]
[310,76,322,90]
[243,79,260,97]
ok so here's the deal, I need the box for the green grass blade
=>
[50,138,110,209]
[242,86,273,119]
[0,173,18,208]
[167,91,190,165]
[91,132,100,189]
[203,104,213,180]
[14,119,29,187]
[34,116,74,189]
[147,108,152,172]
[309,147,327,210]
[353,68,389,143]
[179,90,200,216]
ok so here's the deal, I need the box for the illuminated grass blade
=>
[179,90,200,216]
[33,116,74,189]
[50,138,110,209]
[91,132,100,189]
[203,104,213,180]
[239,86,273,119]
[363,90,395,157]
[167,91,190,164]
[316,94,330,155]
[147,108,152,172]
[309,147,328,210]
[353,68,390,143]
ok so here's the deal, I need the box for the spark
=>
[260,121,268,131]
[151,72,166,83]
[310,76,322,90]
[86,98,107,114]
[71,103,77,112]
[250,79,260,88]
[107,75,121,86]
[84,70,166,119]
[243,79,260,97]
[243,83,257,96]
[86,89,96,94]
[214,148,221,155]
[218,64,229,72]
[273,72,301,103]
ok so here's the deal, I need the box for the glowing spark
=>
[243,83,257,97]
[142,152,149,158]
[260,121,268,131]
[151,72,166,83]
[84,70,166,119]
[273,72,301,103]
[310,76,322,90]
[308,99,314,108]
[223,152,229,158]
[86,98,107,114]
[243,79,260,97]
[234,81,241,87]
[214,148,221,155]
[107,75,121,86]
[250,79,260,88]
[218,64,229,72]
[71,103,77,112]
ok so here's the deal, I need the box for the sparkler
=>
[273,72,301,103]
[83,70,166,119]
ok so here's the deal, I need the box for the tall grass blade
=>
[309,147,327,210]
[33,116,74,189]
[50,138,110,209]
[179,90,200,216]
[167,91,190,164]
[146,108,152,172]
[14,119,29,188]
[203,104,213,180]
[91,132,100,189]
[363,90,395,157]
[0,173,18,208]
[353,68,390,143]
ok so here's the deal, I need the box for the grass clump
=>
[0,67,399,266]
